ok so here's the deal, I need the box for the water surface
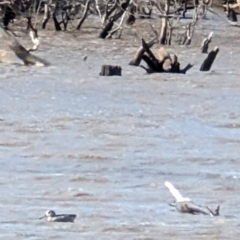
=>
[0,9,240,240]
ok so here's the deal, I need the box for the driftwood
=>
[201,32,213,54]
[129,38,157,66]
[131,37,193,74]
[165,181,220,216]
[0,26,50,66]
[200,46,219,71]
[99,65,122,76]
[170,201,220,216]
[141,38,164,72]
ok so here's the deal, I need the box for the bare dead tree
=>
[147,0,202,46]
[98,0,132,39]
[95,0,102,18]
[42,2,51,29]
[159,0,170,44]
[201,31,213,53]
[53,2,62,31]
[76,0,90,30]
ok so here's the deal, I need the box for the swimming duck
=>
[39,210,77,222]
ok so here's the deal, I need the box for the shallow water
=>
[0,8,240,240]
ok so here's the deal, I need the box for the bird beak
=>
[39,215,46,219]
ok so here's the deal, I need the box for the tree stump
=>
[227,8,237,22]
[200,47,219,71]
[201,32,213,54]
[99,65,122,76]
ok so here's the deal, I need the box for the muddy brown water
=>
[0,8,240,240]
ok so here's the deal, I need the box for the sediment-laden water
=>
[0,8,240,240]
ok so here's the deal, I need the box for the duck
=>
[39,210,77,222]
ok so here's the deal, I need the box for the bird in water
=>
[39,210,77,222]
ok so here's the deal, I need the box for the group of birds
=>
[40,181,219,223]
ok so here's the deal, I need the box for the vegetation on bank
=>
[0,0,214,39]
[0,0,237,72]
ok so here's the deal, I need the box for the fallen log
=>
[200,46,219,71]
[165,181,220,216]
[99,65,122,76]
[141,54,161,73]
[129,38,157,66]
[131,37,193,74]
[0,26,50,66]
[141,38,163,72]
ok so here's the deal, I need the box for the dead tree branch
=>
[201,32,213,53]
[42,2,50,29]
[130,37,193,74]
[98,0,131,39]
[77,0,90,30]
[129,38,157,66]
[53,6,62,31]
